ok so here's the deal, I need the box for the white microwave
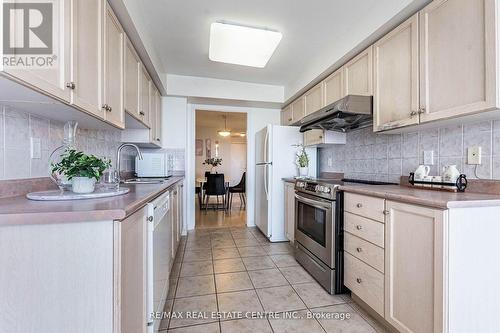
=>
[135,152,173,178]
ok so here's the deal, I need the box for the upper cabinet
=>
[140,66,152,127]
[344,46,373,96]
[305,82,324,115]
[281,105,293,126]
[292,96,306,122]
[124,38,141,119]
[151,86,162,145]
[373,14,420,132]
[323,68,344,106]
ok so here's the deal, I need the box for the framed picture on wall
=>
[205,139,211,158]
[195,139,203,156]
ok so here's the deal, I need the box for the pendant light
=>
[218,115,231,137]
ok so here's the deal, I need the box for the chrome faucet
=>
[116,143,143,183]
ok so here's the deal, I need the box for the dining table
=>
[196,177,232,210]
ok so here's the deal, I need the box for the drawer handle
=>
[356,203,363,208]
[356,225,363,230]
[356,247,363,253]
[356,278,362,284]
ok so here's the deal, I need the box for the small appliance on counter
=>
[135,152,173,178]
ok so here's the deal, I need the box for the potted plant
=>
[51,148,111,194]
[295,144,310,177]
[203,157,223,173]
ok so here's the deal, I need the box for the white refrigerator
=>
[255,125,317,242]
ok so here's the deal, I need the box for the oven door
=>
[295,191,335,268]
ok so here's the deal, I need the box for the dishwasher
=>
[146,191,171,332]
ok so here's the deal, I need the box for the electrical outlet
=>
[327,157,333,167]
[424,150,434,165]
[30,138,41,159]
[467,146,482,165]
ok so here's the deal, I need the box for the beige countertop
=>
[340,184,500,209]
[282,178,296,183]
[0,177,184,226]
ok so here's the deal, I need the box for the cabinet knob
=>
[356,225,363,230]
[356,203,363,208]
[107,106,112,112]
[102,104,109,111]
[356,247,363,253]
[288,118,292,122]
[418,107,426,114]
[147,216,153,222]
[139,111,145,116]
[356,278,362,284]
[66,82,76,90]
[156,138,160,141]
[410,111,417,117]
[383,210,390,215]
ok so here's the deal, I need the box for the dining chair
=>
[203,174,226,211]
[228,172,246,210]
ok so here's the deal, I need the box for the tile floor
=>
[159,226,388,332]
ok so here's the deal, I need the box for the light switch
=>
[423,150,434,165]
[467,146,482,165]
[31,137,41,159]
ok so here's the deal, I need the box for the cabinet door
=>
[323,68,344,105]
[284,183,295,242]
[103,4,124,128]
[373,14,419,132]
[281,105,293,126]
[304,129,324,146]
[305,83,324,115]
[70,0,104,118]
[121,206,148,333]
[385,201,445,333]
[140,66,151,127]
[154,88,162,145]
[292,96,306,122]
[171,189,179,259]
[3,1,71,102]
[124,38,141,118]
[419,0,497,123]
[344,46,373,96]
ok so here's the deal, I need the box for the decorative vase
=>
[49,121,78,191]
[299,167,309,177]
[72,177,96,194]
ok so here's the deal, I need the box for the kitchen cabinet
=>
[344,46,373,97]
[171,186,179,260]
[305,82,324,115]
[323,68,344,106]
[385,201,445,333]
[373,14,420,132]
[121,206,148,333]
[124,37,141,119]
[103,3,125,128]
[303,129,346,147]
[284,182,295,242]
[292,96,306,123]
[152,87,162,145]
[140,66,152,127]
[281,105,293,126]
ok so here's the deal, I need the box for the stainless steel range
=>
[293,178,396,294]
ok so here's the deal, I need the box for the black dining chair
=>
[204,174,227,211]
[228,172,246,210]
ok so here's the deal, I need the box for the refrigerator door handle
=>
[264,128,269,163]
[264,165,269,200]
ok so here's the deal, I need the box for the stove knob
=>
[316,185,323,192]
[323,187,331,193]
[296,182,304,188]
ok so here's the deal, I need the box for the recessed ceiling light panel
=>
[209,22,282,68]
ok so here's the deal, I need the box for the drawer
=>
[344,212,384,248]
[344,232,384,273]
[344,193,385,222]
[344,252,384,317]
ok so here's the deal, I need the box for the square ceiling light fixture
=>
[209,22,282,68]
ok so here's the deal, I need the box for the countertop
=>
[340,184,500,209]
[282,178,296,183]
[0,176,184,226]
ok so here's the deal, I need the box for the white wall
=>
[186,104,281,230]
[162,96,188,149]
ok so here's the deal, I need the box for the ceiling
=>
[138,0,420,93]
[195,110,247,132]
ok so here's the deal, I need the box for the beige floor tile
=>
[310,304,376,333]
[237,246,267,257]
[213,247,241,259]
[262,243,294,255]
[292,282,346,308]
[167,278,178,300]
[214,258,246,274]
[280,266,315,284]
[185,239,212,250]
[211,239,237,248]
[270,254,300,268]
[242,256,276,271]
[220,318,272,333]
[170,263,181,279]
[159,299,173,330]
[217,290,263,318]
[268,310,326,333]
[176,275,215,298]
[256,286,307,312]
[234,237,261,247]
[248,268,289,288]
[183,249,212,262]
[166,322,220,332]
[169,294,218,328]
[180,261,214,277]
[348,302,390,333]
[215,272,253,293]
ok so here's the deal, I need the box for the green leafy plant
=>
[203,157,223,168]
[294,145,309,168]
[51,148,111,181]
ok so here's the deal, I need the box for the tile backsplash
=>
[0,105,135,180]
[319,120,500,183]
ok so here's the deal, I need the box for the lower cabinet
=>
[284,182,295,242]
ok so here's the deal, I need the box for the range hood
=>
[299,95,373,133]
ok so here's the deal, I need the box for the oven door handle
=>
[295,194,332,210]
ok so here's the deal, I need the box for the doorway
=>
[194,110,247,229]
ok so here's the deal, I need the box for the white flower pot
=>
[72,177,96,194]
[299,167,309,177]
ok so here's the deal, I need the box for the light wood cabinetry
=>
[152,87,162,144]
[103,3,125,128]
[281,105,293,126]
[344,46,373,96]
[140,66,152,127]
[171,186,180,260]
[124,37,141,118]
[323,69,344,106]
[385,201,445,333]
[292,96,306,122]
[344,193,385,222]
[284,182,295,242]
[373,14,420,132]
[305,82,324,115]
[303,129,346,146]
